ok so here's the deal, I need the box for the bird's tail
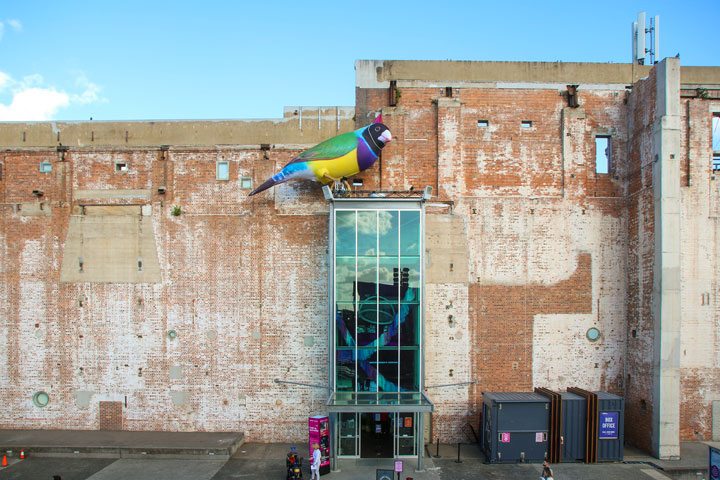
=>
[248,172,288,196]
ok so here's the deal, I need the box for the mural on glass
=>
[335,209,421,393]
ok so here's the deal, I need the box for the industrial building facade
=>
[1,59,719,460]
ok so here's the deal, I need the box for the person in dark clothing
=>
[541,460,554,479]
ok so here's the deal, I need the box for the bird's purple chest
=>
[356,140,379,171]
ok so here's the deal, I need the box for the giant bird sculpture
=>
[249,116,391,196]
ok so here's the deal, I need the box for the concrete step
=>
[0,430,244,460]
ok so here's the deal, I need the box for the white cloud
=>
[0,70,106,121]
[7,19,22,31]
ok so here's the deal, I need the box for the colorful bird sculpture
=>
[249,116,392,196]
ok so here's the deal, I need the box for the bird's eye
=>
[374,126,380,131]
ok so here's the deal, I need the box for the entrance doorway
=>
[360,413,393,458]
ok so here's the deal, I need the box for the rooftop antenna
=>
[632,12,660,65]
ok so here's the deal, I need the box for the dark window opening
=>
[445,86,453,98]
[521,120,533,128]
[115,162,128,173]
[595,136,612,174]
[389,80,397,107]
[477,120,489,127]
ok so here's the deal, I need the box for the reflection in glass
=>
[400,211,420,256]
[335,257,356,302]
[400,349,419,392]
[356,348,376,391]
[398,436,415,455]
[378,349,399,392]
[337,349,356,391]
[336,210,356,256]
[399,303,419,347]
[339,437,356,456]
[378,257,400,303]
[357,211,377,256]
[356,302,377,347]
[339,412,357,436]
[378,302,398,347]
[356,257,377,302]
[336,303,356,347]
[378,211,399,256]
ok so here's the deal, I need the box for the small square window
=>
[713,153,720,173]
[115,162,128,173]
[216,161,229,181]
[39,162,52,173]
[521,120,533,128]
[240,177,253,189]
[477,120,489,127]
[596,136,612,174]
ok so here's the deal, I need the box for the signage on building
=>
[710,446,720,480]
[501,432,510,443]
[598,411,619,439]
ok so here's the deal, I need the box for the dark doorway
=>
[360,412,393,458]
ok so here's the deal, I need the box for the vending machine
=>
[308,415,330,475]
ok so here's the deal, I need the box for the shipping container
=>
[595,391,624,462]
[481,392,550,463]
[559,391,587,462]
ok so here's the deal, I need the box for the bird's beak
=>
[380,130,392,144]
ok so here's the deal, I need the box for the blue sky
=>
[1,0,718,121]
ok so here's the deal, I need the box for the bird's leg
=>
[341,177,352,191]
[323,173,346,193]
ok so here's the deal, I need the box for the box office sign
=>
[598,411,619,440]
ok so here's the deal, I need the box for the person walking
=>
[541,460,554,480]
[310,442,321,480]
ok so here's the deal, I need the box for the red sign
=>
[404,417,412,428]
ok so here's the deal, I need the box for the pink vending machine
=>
[308,415,330,475]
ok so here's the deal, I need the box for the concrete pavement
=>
[0,429,718,479]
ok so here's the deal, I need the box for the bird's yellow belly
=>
[308,151,359,184]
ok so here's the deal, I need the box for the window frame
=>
[216,161,230,181]
[595,135,612,175]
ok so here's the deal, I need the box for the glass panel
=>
[713,115,720,151]
[336,349,356,392]
[356,348,377,392]
[378,211,399,256]
[595,136,610,174]
[398,413,414,437]
[378,302,398,347]
[356,257,377,302]
[400,256,421,303]
[356,302,377,347]
[216,161,229,180]
[399,303,419,347]
[336,303,356,347]
[378,349,399,392]
[357,211,377,256]
[400,349,420,392]
[398,436,415,456]
[400,211,420,256]
[335,210,356,257]
[339,412,357,436]
[335,257,356,303]
[339,437,356,456]
[378,257,400,303]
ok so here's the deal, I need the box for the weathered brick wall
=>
[0,146,329,441]
[623,68,658,451]
[678,97,720,442]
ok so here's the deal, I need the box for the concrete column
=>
[651,57,682,460]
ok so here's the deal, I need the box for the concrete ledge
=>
[0,430,244,460]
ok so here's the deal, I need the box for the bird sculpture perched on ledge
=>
[249,115,391,196]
